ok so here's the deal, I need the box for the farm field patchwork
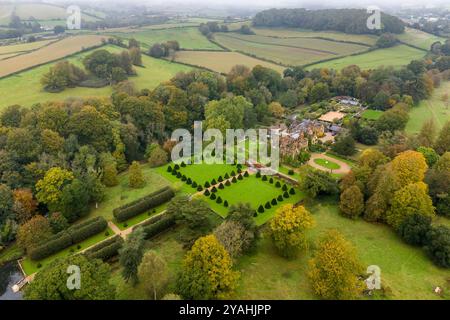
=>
[397,27,446,51]
[0,35,106,78]
[219,33,370,55]
[109,27,221,50]
[306,44,425,70]
[252,27,378,46]
[0,39,56,55]
[0,44,193,110]
[406,81,450,134]
[173,50,286,74]
[214,33,350,66]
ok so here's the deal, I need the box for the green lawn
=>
[397,27,447,51]
[204,175,305,225]
[406,81,450,135]
[88,163,171,221]
[178,163,238,186]
[109,27,221,50]
[306,45,425,70]
[324,152,356,167]
[313,158,341,170]
[362,109,384,120]
[116,202,169,231]
[232,200,449,300]
[0,44,193,110]
[21,227,114,275]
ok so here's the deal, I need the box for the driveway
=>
[308,153,351,175]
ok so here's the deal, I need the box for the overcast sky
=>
[49,0,450,9]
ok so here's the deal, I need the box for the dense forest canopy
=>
[252,8,405,35]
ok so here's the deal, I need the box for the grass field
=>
[173,50,286,74]
[218,33,369,55]
[177,163,238,186]
[232,200,449,300]
[110,199,450,300]
[0,44,193,110]
[204,175,305,225]
[0,39,56,55]
[110,27,221,50]
[215,33,328,66]
[88,163,171,221]
[397,28,447,51]
[362,109,384,120]
[21,227,114,275]
[313,158,341,170]
[0,35,106,78]
[0,3,100,25]
[252,27,378,46]
[406,81,450,134]
[306,45,425,70]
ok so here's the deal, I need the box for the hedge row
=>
[29,217,108,261]
[140,215,176,240]
[84,235,124,261]
[113,187,175,222]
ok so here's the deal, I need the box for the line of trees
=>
[252,8,405,35]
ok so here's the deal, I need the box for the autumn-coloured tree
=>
[16,215,52,252]
[148,144,168,167]
[268,102,285,118]
[357,148,388,171]
[102,163,119,187]
[138,250,169,300]
[308,230,364,300]
[13,188,37,224]
[391,150,428,187]
[340,185,364,219]
[270,204,315,259]
[177,235,239,299]
[386,182,435,229]
[35,167,74,210]
[129,161,145,188]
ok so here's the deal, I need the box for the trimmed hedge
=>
[29,217,108,261]
[140,216,176,240]
[85,235,124,261]
[113,187,175,222]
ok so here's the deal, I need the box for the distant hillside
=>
[253,8,405,35]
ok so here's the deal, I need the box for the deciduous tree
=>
[270,204,315,259]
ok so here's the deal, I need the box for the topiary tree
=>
[211,186,217,193]
[277,195,284,202]
[197,185,203,192]
[210,193,217,200]
[224,200,229,207]
[282,184,288,191]
[232,177,237,183]
[211,178,217,185]
[289,188,296,195]
[204,181,211,188]
[204,189,210,196]
[262,175,268,181]
[225,180,231,186]
[275,181,281,188]
[271,198,277,206]
[216,197,223,204]
[256,171,261,178]
[265,202,271,209]
[258,205,264,213]
[219,183,224,189]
